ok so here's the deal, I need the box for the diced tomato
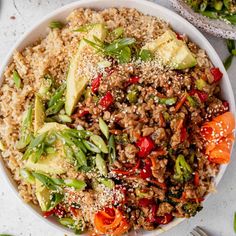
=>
[129,76,140,84]
[180,127,187,142]
[99,91,113,110]
[222,100,229,111]
[54,205,66,218]
[138,198,155,208]
[91,74,102,93]
[189,89,208,102]
[72,109,89,119]
[43,209,55,218]
[151,205,159,223]
[140,159,152,179]
[156,213,173,225]
[210,67,223,82]
[176,33,184,40]
[43,205,65,218]
[136,136,155,158]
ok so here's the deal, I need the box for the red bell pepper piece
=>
[99,91,113,110]
[156,213,173,225]
[194,172,200,186]
[149,204,158,223]
[189,89,208,102]
[222,100,229,111]
[129,76,140,84]
[176,33,184,40]
[91,74,102,93]
[71,109,89,119]
[136,136,155,158]
[180,127,187,142]
[138,198,155,208]
[43,205,65,218]
[43,209,55,218]
[140,159,152,179]
[210,67,223,82]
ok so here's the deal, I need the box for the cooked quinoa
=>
[0,7,234,235]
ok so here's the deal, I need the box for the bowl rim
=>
[0,0,235,235]
[170,0,236,40]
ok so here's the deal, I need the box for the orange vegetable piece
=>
[94,207,129,236]
[208,133,234,164]
[201,112,235,142]
[111,219,130,236]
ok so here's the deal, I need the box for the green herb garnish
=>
[49,21,64,29]
[13,70,22,89]
[84,36,136,63]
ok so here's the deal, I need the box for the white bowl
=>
[0,0,235,235]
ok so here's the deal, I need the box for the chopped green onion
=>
[20,169,35,184]
[58,114,72,123]
[158,97,177,106]
[13,70,22,89]
[100,178,114,189]
[187,96,197,107]
[83,140,101,153]
[64,179,87,190]
[139,49,153,61]
[95,154,108,176]
[48,192,64,210]
[108,135,116,164]
[74,23,97,32]
[90,135,108,153]
[195,78,207,90]
[32,172,59,190]
[75,148,87,167]
[99,118,109,139]
[47,83,66,108]
[49,21,64,29]
[59,218,76,227]
[127,88,138,103]
[110,27,124,39]
[16,106,33,149]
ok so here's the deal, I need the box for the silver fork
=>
[190,226,209,236]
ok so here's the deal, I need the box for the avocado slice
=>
[37,122,67,134]
[65,24,107,115]
[142,30,177,52]
[34,94,45,134]
[35,179,51,211]
[25,122,69,175]
[142,30,197,70]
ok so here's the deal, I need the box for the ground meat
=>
[151,128,166,145]
[152,159,168,183]
[157,202,174,216]
[124,144,139,161]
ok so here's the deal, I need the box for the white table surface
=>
[0,0,235,236]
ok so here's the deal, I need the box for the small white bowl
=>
[0,0,235,235]
[171,0,236,40]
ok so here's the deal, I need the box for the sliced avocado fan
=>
[142,30,197,70]
[65,23,107,115]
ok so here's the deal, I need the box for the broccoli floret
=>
[182,202,203,217]
[173,154,193,183]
